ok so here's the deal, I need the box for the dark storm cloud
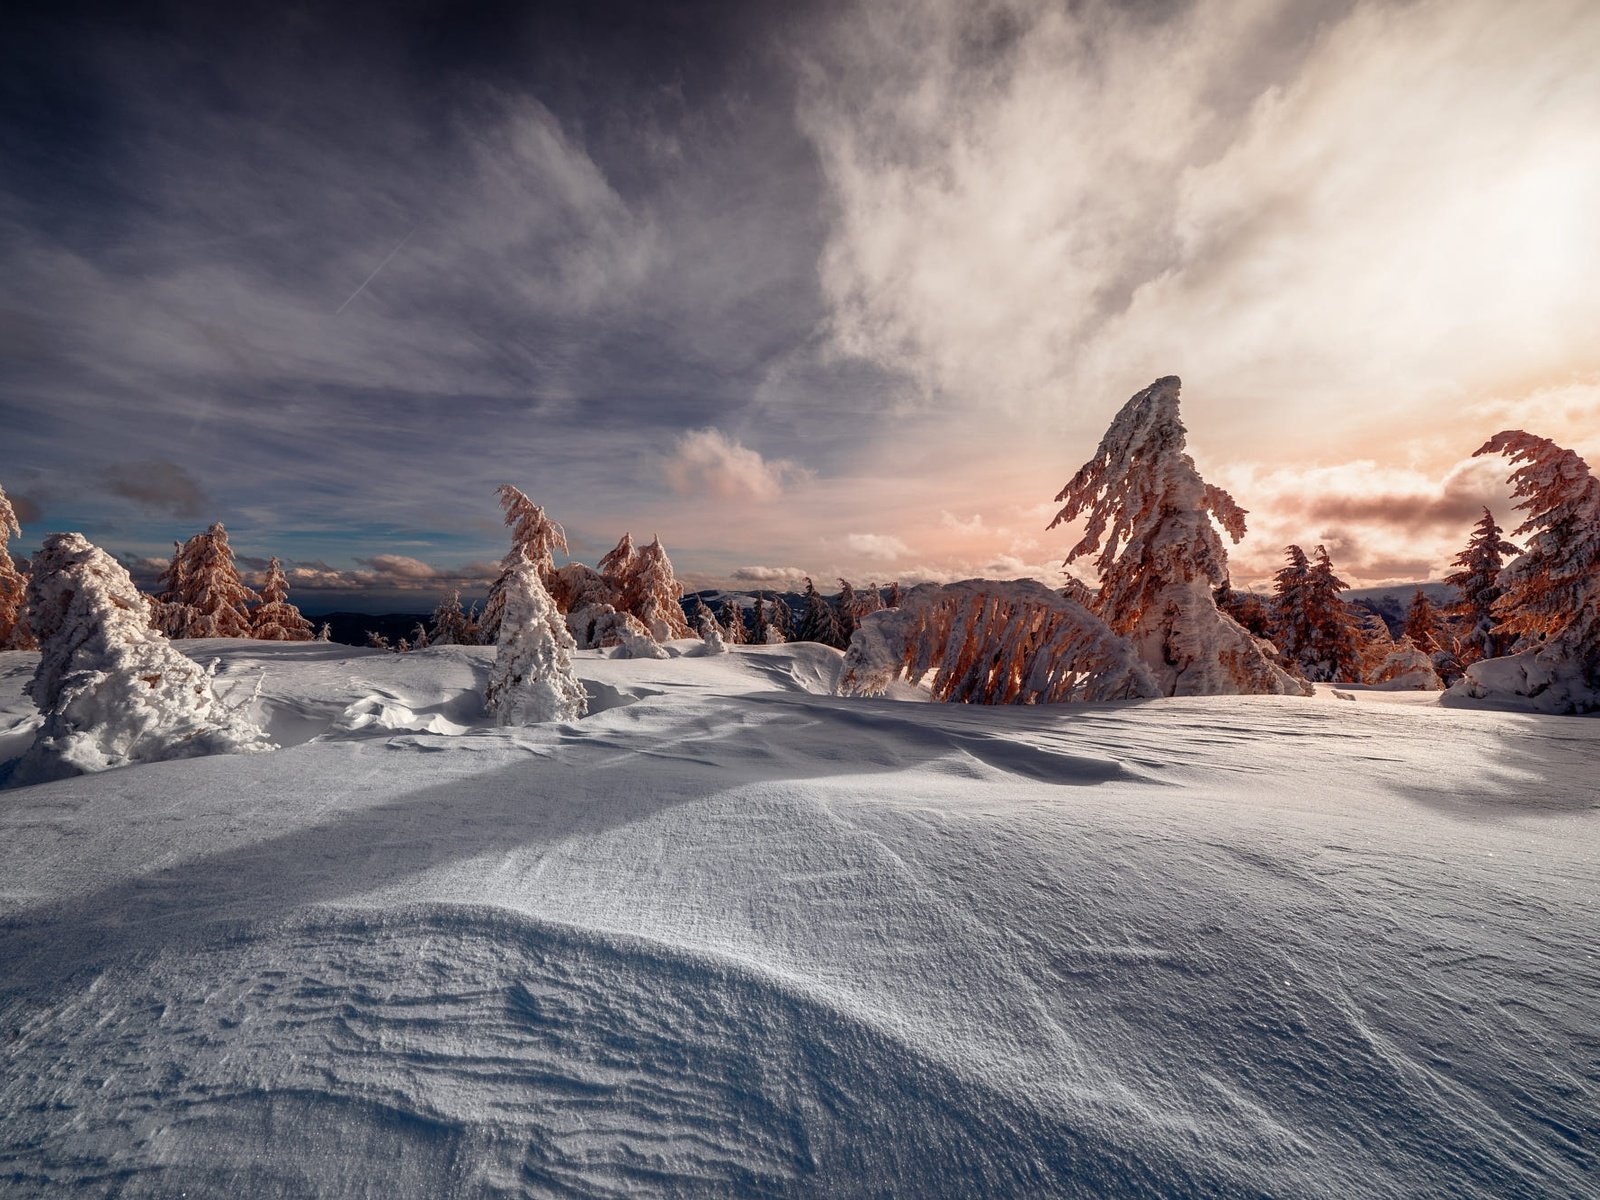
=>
[100,460,209,518]
[0,0,887,573]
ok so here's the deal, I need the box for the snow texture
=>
[483,553,587,725]
[0,639,1594,1198]
[8,533,274,785]
[1051,377,1305,696]
[838,578,1158,704]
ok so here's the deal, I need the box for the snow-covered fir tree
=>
[0,481,33,650]
[429,591,471,645]
[1443,508,1520,666]
[366,631,392,651]
[720,597,747,645]
[482,486,568,641]
[1298,545,1365,682]
[852,582,884,623]
[410,623,430,649]
[597,533,638,595]
[151,539,197,638]
[1271,546,1315,665]
[1447,432,1600,712]
[838,580,1157,704]
[622,536,692,640]
[751,596,769,644]
[884,581,902,608]
[763,592,791,644]
[316,622,331,643]
[250,557,313,641]
[835,579,860,642]
[11,533,274,784]
[1049,376,1304,696]
[693,597,728,655]
[1402,589,1445,655]
[796,577,848,648]
[171,524,257,638]
[483,550,588,724]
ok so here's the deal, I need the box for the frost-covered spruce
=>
[429,591,471,645]
[481,486,568,642]
[623,536,692,640]
[1443,508,1519,666]
[484,550,588,724]
[1050,377,1305,696]
[694,597,728,655]
[719,597,747,645]
[0,481,33,650]
[1446,432,1600,712]
[838,579,1157,704]
[169,523,256,638]
[11,533,274,785]
[795,577,848,648]
[251,556,313,641]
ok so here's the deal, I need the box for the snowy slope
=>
[0,641,1596,1198]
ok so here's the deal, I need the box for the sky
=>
[3,0,1597,611]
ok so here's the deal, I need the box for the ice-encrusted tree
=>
[0,482,34,650]
[1049,376,1304,696]
[835,579,860,641]
[483,550,588,724]
[1402,589,1445,655]
[750,596,769,644]
[316,622,331,643]
[693,597,728,655]
[597,533,638,594]
[173,523,257,638]
[838,580,1158,704]
[884,581,902,609]
[1304,545,1365,682]
[622,536,692,640]
[1446,432,1600,712]
[482,486,568,641]
[429,591,471,646]
[763,593,790,644]
[1271,546,1314,662]
[11,533,275,785]
[796,577,848,648]
[720,597,747,645]
[1443,508,1520,666]
[250,557,314,641]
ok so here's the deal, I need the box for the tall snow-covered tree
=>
[835,579,860,641]
[482,486,568,641]
[1447,432,1600,711]
[622,536,692,640]
[1049,376,1304,696]
[11,532,275,784]
[598,533,638,592]
[250,557,313,641]
[1401,589,1445,655]
[316,622,331,643]
[796,577,848,648]
[838,580,1157,704]
[693,597,728,655]
[751,596,769,644]
[1271,546,1315,665]
[483,550,587,724]
[884,582,902,609]
[0,481,33,649]
[763,592,792,644]
[174,523,257,638]
[1443,508,1520,665]
[720,597,747,644]
[1302,545,1366,682]
[150,539,197,638]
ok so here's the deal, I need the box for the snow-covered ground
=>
[0,640,1596,1198]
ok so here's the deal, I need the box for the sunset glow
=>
[3,0,1597,605]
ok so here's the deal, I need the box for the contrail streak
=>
[335,227,414,315]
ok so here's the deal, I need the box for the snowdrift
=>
[1,640,1596,1198]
